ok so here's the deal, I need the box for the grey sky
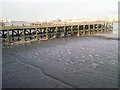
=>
[0,0,119,21]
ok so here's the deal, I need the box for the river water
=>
[2,23,118,88]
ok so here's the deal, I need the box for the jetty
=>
[0,21,113,45]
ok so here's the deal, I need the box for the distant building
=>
[50,18,62,22]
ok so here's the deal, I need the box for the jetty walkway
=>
[0,21,113,44]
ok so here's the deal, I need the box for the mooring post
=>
[35,28,38,40]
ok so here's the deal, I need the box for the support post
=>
[103,23,106,33]
[83,25,85,35]
[12,30,14,41]
[88,24,91,35]
[64,26,66,37]
[97,24,99,33]
[93,24,95,34]
[100,24,103,33]
[17,30,20,41]
[56,27,58,38]
[71,26,73,36]
[29,29,32,40]
[107,23,109,33]
[7,30,10,44]
[101,24,104,33]
[108,23,110,33]
[77,25,80,36]
[105,23,107,33]
[2,30,5,42]
[46,27,49,40]
[22,29,26,41]
[111,22,113,33]
[35,28,38,40]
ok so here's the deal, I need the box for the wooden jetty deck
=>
[0,21,113,45]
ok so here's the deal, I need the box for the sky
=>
[0,0,119,22]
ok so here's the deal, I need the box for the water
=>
[2,23,118,88]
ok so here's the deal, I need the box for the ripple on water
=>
[75,56,79,59]
[95,54,100,57]
[35,53,39,56]
[68,51,72,54]
[89,55,92,57]
[110,60,118,64]
[100,61,104,64]
[103,42,106,43]
[67,49,70,52]
[59,58,62,60]
[82,59,85,63]
[57,55,61,58]
[48,53,51,55]
[82,56,85,57]
[82,48,85,50]
[92,63,98,68]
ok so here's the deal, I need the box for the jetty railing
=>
[0,21,113,44]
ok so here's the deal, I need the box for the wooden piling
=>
[71,26,73,36]
[83,25,85,35]
[7,30,10,44]
[77,25,80,36]
[22,29,26,41]
[56,27,58,38]
[46,27,49,40]
[64,26,66,37]
[35,28,38,40]
[88,24,91,35]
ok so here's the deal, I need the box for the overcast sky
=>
[0,0,119,21]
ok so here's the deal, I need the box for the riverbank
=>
[93,33,119,40]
